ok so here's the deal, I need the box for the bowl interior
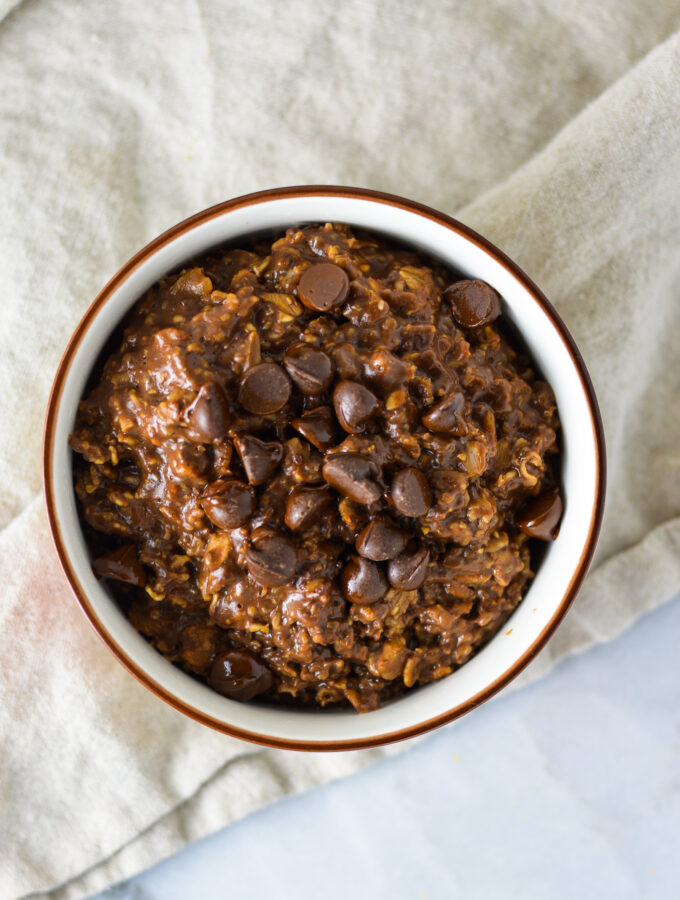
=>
[47,192,601,747]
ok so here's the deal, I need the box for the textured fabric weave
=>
[1,2,679,897]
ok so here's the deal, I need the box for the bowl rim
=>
[43,185,606,751]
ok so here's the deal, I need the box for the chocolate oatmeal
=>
[70,223,561,712]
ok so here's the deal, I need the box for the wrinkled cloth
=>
[1,2,679,898]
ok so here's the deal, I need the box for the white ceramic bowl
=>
[43,186,605,750]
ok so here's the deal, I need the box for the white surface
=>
[95,593,680,900]
[49,191,600,746]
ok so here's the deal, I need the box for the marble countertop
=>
[98,594,680,900]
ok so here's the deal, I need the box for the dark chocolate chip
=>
[184,381,230,443]
[515,488,563,541]
[322,453,382,505]
[291,406,338,451]
[422,392,466,434]
[208,648,273,701]
[340,555,388,604]
[233,434,283,485]
[355,515,409,561]
[245,530,297,587]
[444,280,502,329]
[298,262,350,312]
[93,544,146,587]
[284,485,334,531]
[388,546,430,590]
[390,468,433,517]
[200,479,255,529]
[238,362,291,415]
[333,380,380,434]
[283,343,334,395]
[365,349,412,394]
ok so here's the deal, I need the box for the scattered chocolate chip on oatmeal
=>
[70,223,561,712]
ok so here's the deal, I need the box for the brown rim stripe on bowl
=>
[42,186,607,751]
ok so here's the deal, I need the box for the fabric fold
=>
[1,3,679,899]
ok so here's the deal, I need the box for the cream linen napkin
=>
[1,2,679,898]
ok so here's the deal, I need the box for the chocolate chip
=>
[208,648,273,701]
[298,262,350,312]
[200,479,255,529]
[390,468,433,517]
[322,453,382,505]
[333,380,380,434]
[184,381,230,443]
[234,434,283,485]
[422,392,466,434]
[444,280,502,329]
[283,343,334,395]
[245,530,297,587]
[291,406,338,451]
[93,544,146,587]
[388,546,430,590]
[515,488,563,541]
[340,555,388,604]
[238,362,291,415]
[355,515,409,561]
[285,485,334,532]
[365,349,412,395]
